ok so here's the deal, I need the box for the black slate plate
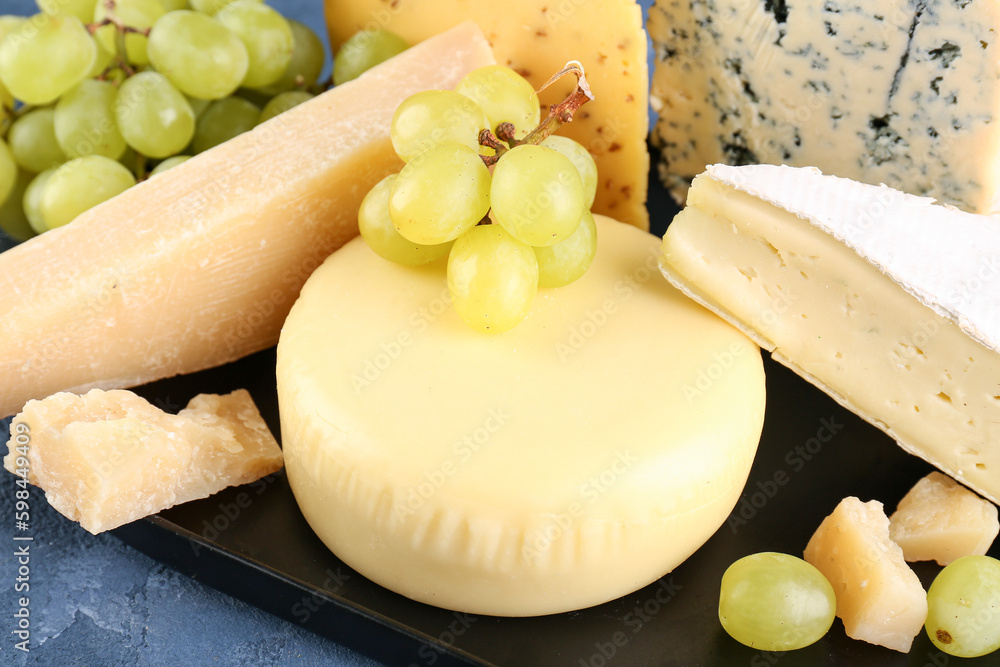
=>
[111,158,1000,666]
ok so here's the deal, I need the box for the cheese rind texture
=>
[324,0,650,230]
[660,164,1000,503]
[277,216,765,616]
[3,388,283,534]
[0,22,495,419]
[889,472,999,566]
[804,497,927,653]
[648,0,1000,213]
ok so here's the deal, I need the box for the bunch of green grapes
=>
[0,1,407,243]
[359,65,600,333]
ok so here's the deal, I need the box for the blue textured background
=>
[1,1,656,665]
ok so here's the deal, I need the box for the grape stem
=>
[479,60,594,167]
[477,129,509,159]
[87,0,153,78]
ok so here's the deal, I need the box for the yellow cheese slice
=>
[0,22,495,420]
[277,216,765,616]
[324,0,650,231]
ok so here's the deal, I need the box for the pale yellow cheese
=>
[0,22,495,420]
[277,216,765,616]
[660,164,1000,504]
[889,472,999,566]
[3,388,282,534]
[324,0,650,230]
[804,497,927,653]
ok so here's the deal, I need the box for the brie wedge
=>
[660,163,1000,503]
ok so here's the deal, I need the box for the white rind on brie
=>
[707,163,1000,354]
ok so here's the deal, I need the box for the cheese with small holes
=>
[889,471,999,566]
[804,497,927,653]
[0,22,495,420]
[660,164,1000,503]
[277,216,765,616]
[324,0,649,230]
[3,388,282,534]
[648,0,1000,212]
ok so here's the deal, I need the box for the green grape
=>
[0,14,25,108]
[85,39,115,79]
[38,0,95,22]
[252,19,324,95]
[926,555,1000,658]
[8,108,67,174]
[186,95,211,117]
[0,169,35,242]
[216,1,293,89]
[149,155,190,177]
[0,139,15,207]
[191,96,259,153]
[189,0,260,15]
[55,79,128,160]
[359,174,453,266]
[147,10,248,100]
[93,0,165,67]
[258,90,312,123]
[114,71,196,158]
[0,15,25,42]
[390,90,489,162]
[534,210,597,288]
[490,144,585,247]
[719,552,836,651]
[40,155,136,229]
[455,65,539,139]
[448,224,538,333]
[158,0,190,10]
[541,135,597,209]
[23,168,55,234]
[117,146,143,177]
[333,29,408,86]
[0,13,96,105]
[389,143,491,245]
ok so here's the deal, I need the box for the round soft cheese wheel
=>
[277,215,765,616]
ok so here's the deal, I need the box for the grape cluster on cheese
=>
[358,65,599,333]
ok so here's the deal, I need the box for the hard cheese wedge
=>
[0,22,495,419]
[649,0,1000,212]
[278,216,765,616]
[324,0,649,230]
[3,388,282,534]
[889,472,999,566]
[660,164,1000,503]
[804,497,927,653]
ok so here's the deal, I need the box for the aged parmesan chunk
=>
[648,0,1000,213]
[889,472,999,566]
[0,22,495,419]
[660,164,1000,504]
[324,0,650,229]
[3,388,283,534]
[804,497,927,653]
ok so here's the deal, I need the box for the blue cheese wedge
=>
[648,0,1000,213]
[660,163,1000,503]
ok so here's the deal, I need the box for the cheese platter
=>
[3,0,1000,664]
